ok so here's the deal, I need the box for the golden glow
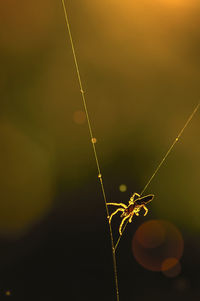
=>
[5,291,11,296]
[157,0,193,6]
[91,137,97,144]
[119,184,127,192]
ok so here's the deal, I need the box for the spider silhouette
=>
[107,193,154,235]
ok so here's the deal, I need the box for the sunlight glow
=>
[157,0,193,6]
[119,184,127,192]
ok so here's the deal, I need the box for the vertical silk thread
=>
[61,1,120,300]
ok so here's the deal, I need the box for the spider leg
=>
[142,205,148,216]
[107,202,127,209]
[132,192,140,198]
[109,208,124,224]
[128,214,134,223]
[119,215,130,235]
[130,192,140,201]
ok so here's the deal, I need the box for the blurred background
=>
[0,0,200,300]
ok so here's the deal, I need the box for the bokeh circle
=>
[132,220,184,272]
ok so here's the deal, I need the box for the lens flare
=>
[5,291,11,296]
[132,220,184,272]
[119,184,127,192]
[161,257,181,278]
[136,220,165,249]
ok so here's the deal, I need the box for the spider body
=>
[121,204,134,216]
[107,193,154,235]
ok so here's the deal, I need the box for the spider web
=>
[61,0,199,299]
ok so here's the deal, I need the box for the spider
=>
[107,193,154,235]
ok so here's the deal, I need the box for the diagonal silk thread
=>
[114,102,199,251]
[61,1,120,300]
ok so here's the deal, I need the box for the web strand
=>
[115,102,199,251]
[140,102,200,196]
[61,1,120,301]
